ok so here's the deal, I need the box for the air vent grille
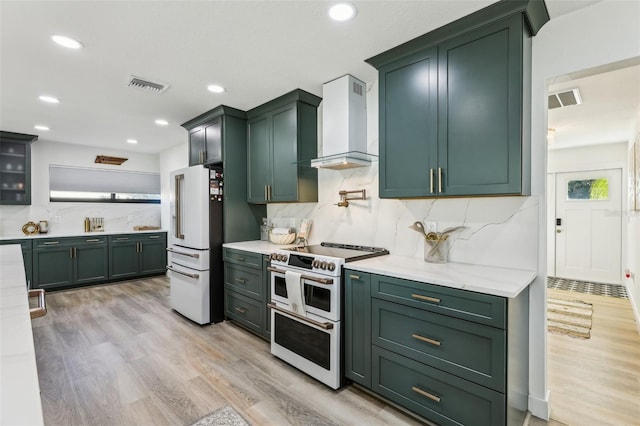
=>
[353,81,363,96]
[128,76,168,94]
[548,88,582,109]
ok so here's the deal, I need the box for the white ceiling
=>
[0,0,602,155]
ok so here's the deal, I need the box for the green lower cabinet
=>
[372,346,505,426]
[33,237,107,290]
[263,255,271,340]
[109,233,167,279]
[225,290,264,335]
[345,271,372,387]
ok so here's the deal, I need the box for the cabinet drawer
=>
[223,248,262,269]
[225,290,264,334]
[372,346,504,426]
[373,299,505,392]
[224,263,263,300]
[34,237,74,248]
[372,274,506,328]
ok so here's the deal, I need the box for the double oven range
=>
[268,242,388,389]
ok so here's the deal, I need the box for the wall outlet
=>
[127,215,134,222]
[426,221,437,233]
[54,216,61,224]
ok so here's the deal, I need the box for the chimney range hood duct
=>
[311,75,374,169]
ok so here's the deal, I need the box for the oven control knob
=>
[282,255,288,262]
[311,260,318,268]
[327,262,336,271]
[320,261,328,270]
[270,253,277,261]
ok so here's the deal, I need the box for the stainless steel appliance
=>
[268,242,389,389]
[167,165,224,325]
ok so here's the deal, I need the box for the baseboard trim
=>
[528,391,551,420]
[624,281,640,334]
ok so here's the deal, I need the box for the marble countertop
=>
[347,254,535,298]
[222,240,295,255]
[0,229,167,241]
[0,245,44,426]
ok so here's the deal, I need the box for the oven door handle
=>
[267,267,334,285]
[267,303,334,330]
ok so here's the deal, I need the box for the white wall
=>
[546,142,629,277]
[627,135,640,331]
[531,0,640,419]
[0,140,162,236]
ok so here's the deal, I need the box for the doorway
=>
[553,168,622,284]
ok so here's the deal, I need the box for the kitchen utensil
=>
[409,221,428,238]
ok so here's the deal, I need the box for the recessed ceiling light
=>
[39,95,60,104]
[155,119,169,126]
[126,139,138,144]
[34,125,50,131]
[329,3,357,22]
[51,35,84,49]
[207,84,225,93]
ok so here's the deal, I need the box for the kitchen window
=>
[49,165,160,203]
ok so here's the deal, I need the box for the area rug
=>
[190,406,250,426]
[547,297,593,339]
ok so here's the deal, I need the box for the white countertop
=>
[0,245,44,426]
[347,254,536,298]
[0,229,167,241]
[222,240,295,255]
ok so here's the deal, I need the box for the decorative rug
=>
[547,296,593,339]
[547,276,628,299]
[190,406,250,426]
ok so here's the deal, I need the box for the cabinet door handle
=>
[438,167,443,193]
[234,306,247,315]
[264,185,268,201]
[411,293,441,303]
[412,333,441,347]
[235,278,247,284]
[429,168,434,194]
[268,185,272,201]
[349,274,361,280]
[411,386,441,403]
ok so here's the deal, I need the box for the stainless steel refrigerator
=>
[167,165,224,324]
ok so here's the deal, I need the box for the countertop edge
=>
[1,229,168,241]
[222,240,295,255]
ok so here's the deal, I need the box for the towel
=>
[285,271,306,316]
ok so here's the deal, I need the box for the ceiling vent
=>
[548,88,582,109]
[127,76,168,94]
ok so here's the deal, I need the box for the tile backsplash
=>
[268,164,538,271]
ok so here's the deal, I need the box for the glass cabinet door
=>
[0,141,30,205]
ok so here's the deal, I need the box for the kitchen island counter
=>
[347,254,535,298]
[0,244,44,426]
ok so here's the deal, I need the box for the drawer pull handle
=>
[235,278,247,284]
[412,333,441,347]
[86,239,100,242]
[166,248,200,258]
[235,307,247,314]
[412,386,441,403]
[411,293,441,303]
[237,256,245,261]
[349,274,361,280]
[116,237,129,241]
[149,236,160,239]
[43,241,59,245]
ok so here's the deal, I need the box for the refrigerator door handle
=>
[174,173,185,239]
[167,265,199,279]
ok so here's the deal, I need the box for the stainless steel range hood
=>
[311,75,374,169]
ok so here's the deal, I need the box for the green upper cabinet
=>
[0,131,37,205]
[367,0,549,198]
[247,89,321,204]
[182,107,235,166]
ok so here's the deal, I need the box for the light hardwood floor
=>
[541,289,640,426]
[31,277,424,426]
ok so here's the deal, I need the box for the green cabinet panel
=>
[372,346,505,426]
[108,233,167,279]
[33,246,74,289]
[0,131,37,205]
[223,248,270,341]
[367,1,547,198]
[187,116,222,166]
[437,15,525,196]
[247,89,320,204]
[344,271,372,387]
[73,241,109,285]
[378,48,437,198]
[372,298,506,392]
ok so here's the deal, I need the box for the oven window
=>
[274,276,287,298]
[274,313,331,370]
[304,284,331,312]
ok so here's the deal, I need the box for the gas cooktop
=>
[284,242,389,262]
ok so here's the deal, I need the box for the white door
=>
[555,169,622,284]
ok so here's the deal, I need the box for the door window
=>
[567,178,609,200]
